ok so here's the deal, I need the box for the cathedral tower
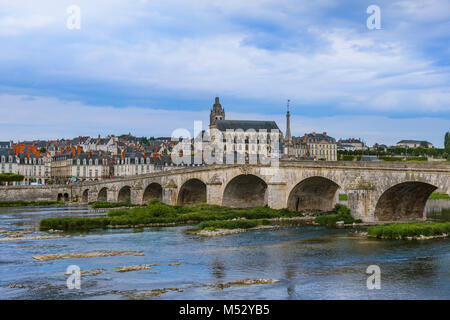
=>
[209,97,226,128]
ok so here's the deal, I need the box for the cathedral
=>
[208,97,282,161]
[207,97,337,161]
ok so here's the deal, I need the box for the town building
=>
[283,101,337,161]
[396,140,433,148]
[113,151,172,177]
[0,145,48,185]
[51,148,111,184]
[337,138,365,151]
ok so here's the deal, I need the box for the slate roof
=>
[304,133,336,144]
[215,120,280,132]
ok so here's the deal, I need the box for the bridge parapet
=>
[1,161,449,222]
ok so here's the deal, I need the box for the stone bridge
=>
[1,161,449,222]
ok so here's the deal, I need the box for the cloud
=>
[0,0,449,136]
[0,94,448,147]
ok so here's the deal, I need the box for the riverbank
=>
[0,200,64,207]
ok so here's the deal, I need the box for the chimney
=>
[312,132,316,136]
[323,132,327,137]
[72,146,76,158]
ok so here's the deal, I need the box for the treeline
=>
[0,173,24,183]
[339,154,430,162]
[338,146,450,160]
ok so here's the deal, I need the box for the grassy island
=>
[40,199,304,231]
[198,219,271,231]
[314,204,362,226]
[90,201,139,209]
[367,222,450,240]
[0,200,64,207]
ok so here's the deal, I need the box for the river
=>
[0,206,449,300]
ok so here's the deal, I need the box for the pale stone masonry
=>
[1,161,449,223]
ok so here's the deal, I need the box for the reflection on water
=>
[0,206,449,300]
[426,199,450,221]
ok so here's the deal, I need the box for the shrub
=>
[314,204,360,226]
[338,194,348,201]
[91,202,138,209]
[342,155,354,161]
[107,209,129,217]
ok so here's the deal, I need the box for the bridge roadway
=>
[1,160,449,222]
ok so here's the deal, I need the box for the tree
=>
[445,132,450,151]
[0,173,24,185]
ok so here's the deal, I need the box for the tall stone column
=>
[266,182,287,209]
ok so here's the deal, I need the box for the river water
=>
[0,206,449,300]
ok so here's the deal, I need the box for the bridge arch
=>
[287,176,340,212]
[177,179,206,205]
[98,187,108,202]
[81,189,89,203]
[374,181,437,221]
[118,186,131,203]
[143,183,163,204]
[222,174,268,208]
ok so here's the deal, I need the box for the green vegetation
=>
[445,132,450,152]
[377,156,404,161]
[341,155,355,161]
[90,202,139,209]
[338,145,450,161]
[0,173,24,183]
[367,222,450,239]
[0,200,64,207]
[428,192,450,200]
[198,219,271,230]
[40,199,303,231]
[338,194,348,201]
[314,204,361,227]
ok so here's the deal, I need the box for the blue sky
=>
[0,0,449,146]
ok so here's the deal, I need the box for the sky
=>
[0,0,449,146]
